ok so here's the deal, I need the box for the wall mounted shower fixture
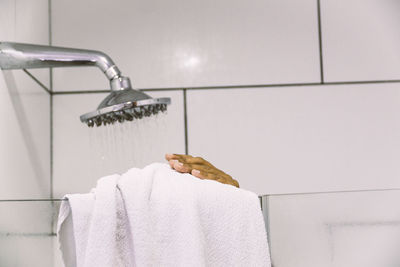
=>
[0,42,171,127]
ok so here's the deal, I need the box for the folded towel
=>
[57,163,271,267]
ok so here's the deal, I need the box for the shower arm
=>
[0,42,131,91]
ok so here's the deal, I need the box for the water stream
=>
[88,113,168,180]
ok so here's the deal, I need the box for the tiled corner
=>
[268,190,400,267]
[321,0,400,82]
[52,0,320,91]
[0,71,50,199]
[53,90,185,197]
[187,84,400,195]
[0,201,53,266]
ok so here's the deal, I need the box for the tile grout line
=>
[0,199,65,202]
[13,0,16,40]
[50,94,53,199]
[316,0,324,83]
[49,78,55,237]
[0,232,56,237]
[53,89,111,95]
[258,187,400,197]
[48,0,52,47]
[183,89,189,155]
[51,79,400,95]
[48,0,55,238]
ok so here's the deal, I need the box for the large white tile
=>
[0,236,54,267]
[322,0,400,82]
[0,0,15,41]
[52,0,320,91]
[15,0,50,88]
[187,84,400,195]
[0,71,50,199]
[268,190,400,267]
[0,201,54,266]
[53,90,185,197]
[0,201,53,267]
[14,0,48,45]
[0,201,52,233]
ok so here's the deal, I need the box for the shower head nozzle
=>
[80,83,171,127]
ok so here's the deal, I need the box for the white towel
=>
[57,163,271,267]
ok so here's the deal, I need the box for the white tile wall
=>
[53,91,185,197]
[187,84,400,195]
[0,237,54,267]
[0,71,50,199]
[0,201,53,266]
[0,0,51,87]
[0,0,50,200]
[16,0,50,87]
[0,0,52,265]
[0,201,52,233]
[52,0,320,91]
[0,0,15,41]
[322,0,400,82]
[268,190,400,267]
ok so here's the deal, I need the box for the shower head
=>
[0,42,171,127]
[80,83,170,127]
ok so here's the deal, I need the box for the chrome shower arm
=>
[0,42,130,91]
[0,41,171,126]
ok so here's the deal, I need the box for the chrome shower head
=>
[80,85,170,127]
[0,42,171,127]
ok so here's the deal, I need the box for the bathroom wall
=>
[1,0,400,266]
[0,0,53,266]
[50,0,400,266]
[266,189,400,267]
[50,0,400,197]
